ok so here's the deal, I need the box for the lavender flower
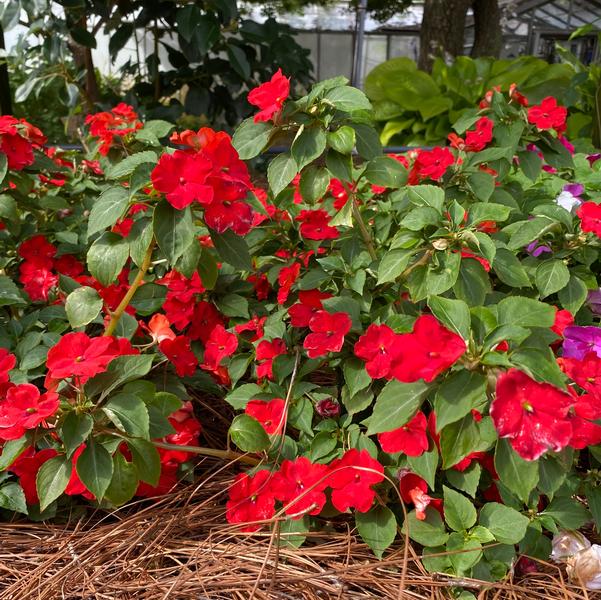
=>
[588,289,601,315]
[562,325,601,359]
[526,240,552,257]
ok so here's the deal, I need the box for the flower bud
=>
[432,239,448,251]
[567,544,601,590]
[551,530,591,562]
[315,398,340,418]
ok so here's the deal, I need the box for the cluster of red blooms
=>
[85,103,142,155]
[578,201,601,238]
[353,315,466,382]
[527,96,567,133]
[226,449,385,531]
[0,116,46,171]
[18,234,85,302]
[247,68,290,123]
[151,128,255,235]
[491,366,601,461]
[448,117,494,153]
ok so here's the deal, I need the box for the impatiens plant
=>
[3,69,601,594]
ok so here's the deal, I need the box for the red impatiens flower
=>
[577,202,601,238]
[326,448,384,513]
[0,384,59,440]
[377,411,429,456]
[460,250,490,272]
[247,69,290,123]
[226,470,276,531]
[151,150,214,210]
[391,315,466,383]
[464,117,494,152]
[354,323,399,379]
[158,401,202,465]
[53,254,84,278]
[288,289,333,327]
[277,262,301,305]
[528,97,567,131]
[18,234,57,268]
[146,314,176,344]
[399,470,440,521]
[272,457,329,518]
[46,332,118,381]
[296,209,339,241]
[559,352,601,395]
[552,308,574,338]
[490,369,573,460]
[409,147,455,184]
[85,103,142,155]
[568,392,601,450]
[0,348,16,383]
[201,325,238,372]
[19,262,59,302]
[255,338,287,381]
[136,462,179,498]
[235,315,267,342]
[245,398,286,435]
[159,335,198,377]
[304,310,352,358]
[187,301,225,343]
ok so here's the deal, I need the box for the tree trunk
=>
[0,24,13,115]
[471,0,502,58]
[67,14,100,110]
[418,0,472,71]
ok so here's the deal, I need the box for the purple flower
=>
[587,153,601,167]
[562,325,601,359]
[526,241,552,257]
[564,183,584,197]
[588,289,601,315]
[556,183,583,212]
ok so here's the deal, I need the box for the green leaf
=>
[226,44,251,79]
[367,380,430,435]
[446,463,481,498]
[0,436,29,470]
[87,232,129,286]
[352,124,382,160]
[434,371,487,431]
[198,247,219,289]
[479,502,531,544]
[324,86,371,111]
[506,217,554,251]
[402,508,449,547]
[37,455,72,511]
[355,505,397,559]
[268,153,298,197]
[127,438,161,486]
[511,347,566,388]
[343,358,371,398]
[225,383,263,410]
[447,533,483,573]
[494,439,539,504]
[327,126,355,154]
[0,482,27,514]
[0,275,26,306]
[427,296,470,340]
[87,186,129,238]
[407,185,445,212]
[468,172,495,202]
[326,150,353,182]
[210,228,252,270]
[76,439,113,501]
[60,412,94,458]
[130,283,167,316]
[65,286,103,328]
[103,393,150,439]
[232,118,272,160]
[70,26,97,48]
[229,414,271,452]
[535,258,571,299]
[279,514,309,548]
[408,446,438,490]
[128,219,153,268]
[153,201,194,265]
[585,484,601,534]
[492,248,532,288]
[558,276,588,314]
[401,206,441,231]
[105,452,138,506]
[467,203,511,226]
[541,497,591,530]
[517,150,542,181]
[363,156,407,188]
[377,249,413,284]
[440,415,496,469]
[216,294,249,318]
[85,355,155,400]
[497,296,556,328]
[292,127,327,170]
[299,166,330,203]
[106,151,157,179]
[443,486,477,531]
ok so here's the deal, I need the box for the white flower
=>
[551,530,591,562]
[567,544,601,590]
[555,191,582,212]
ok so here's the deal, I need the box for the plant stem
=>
[153,441,260,465]
[400,249,433,279]
[104,242,154,337]
[351,199,378,262]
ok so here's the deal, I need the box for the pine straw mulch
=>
[0,458,597,600]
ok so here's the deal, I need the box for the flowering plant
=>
[1,72,601,589]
